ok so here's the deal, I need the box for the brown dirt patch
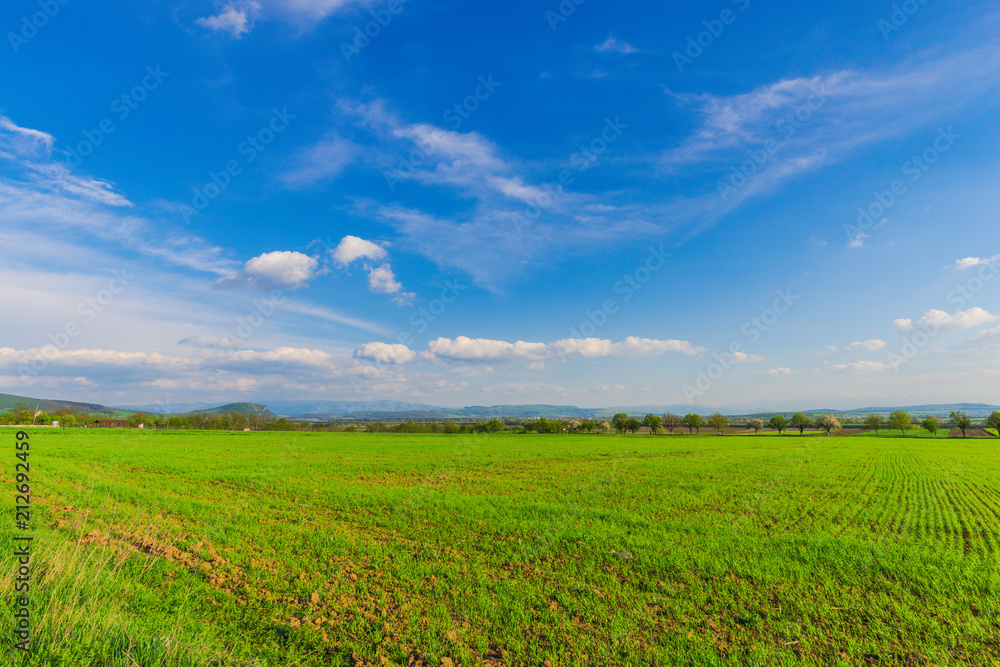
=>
[947,428,995,437]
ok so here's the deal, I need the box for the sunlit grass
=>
[2,428,998,665]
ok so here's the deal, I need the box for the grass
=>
[2,428,998,666]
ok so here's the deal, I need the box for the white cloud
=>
[846,339,886,352]
[893,318,913,332]
[767,367,799,376]
[918,307,998,331]
[818,345,838,357]
[595,36,638,54]
[951,254,1000,269]
[353,342,417,364]
[423,335,704,364]
[281,132,359,187]
[0,115,54,156]
[729,351,765,364]
[195,3,259,38]
[367,264,414,305]
[331,235,387,265]
[329,236,412,305]
[825,360,891,373]
[848,232,869,248]
[527,361,545,371]
[971,325,1000,341]
[596,383,626,393]
[243,251,318,289]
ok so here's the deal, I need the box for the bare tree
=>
[662,412,683,434]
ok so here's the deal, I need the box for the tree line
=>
[608,409,1000,437]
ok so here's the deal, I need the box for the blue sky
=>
[1,0,999,411]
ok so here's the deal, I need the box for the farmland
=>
[2,429,999,666]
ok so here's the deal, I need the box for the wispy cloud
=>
[595,35,639,55]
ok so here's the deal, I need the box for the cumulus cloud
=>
[331,235,387,265]
[918,307,998,331]
[366,264,414,305]
[824,360,890,373]
[951,255,1000,269]
[354,342,417,365]
[328,236,412,305]
[893,318,913,332]
[728,351,765,364]
[596,383,626,392]
[246,251,317,288]
[195,3,259,38]
[846,339,886,352]
[971,325,1000,341]
[817,345,838,357]
[767,367,799,376]
[423,335,705,364]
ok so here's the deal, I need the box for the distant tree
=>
[642,414,662,434]
[662,412,683,434]
[580,420,596,433]
[984,411,1000,437]
[767,415,788,434]
[442,420,460,434]
[887,410,912,435]
[817,414,842,435]
[950,411,971,437]
[746,418,764,435]
[473,418,504,433]
[707,412,729,435]
[682,413,704,435]
[864,413,884,435]
[790,413,812,434]
[922,416,940,435]
[599,420,611,432]
[625,417,641,434]
[611,413,629,434]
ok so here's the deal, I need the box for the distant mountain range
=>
[2,392,998,420]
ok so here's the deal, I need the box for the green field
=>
[2,429,998,666]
